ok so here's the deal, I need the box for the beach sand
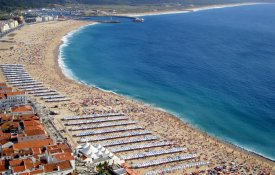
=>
[0,19,274,175]
[116,2,265,17]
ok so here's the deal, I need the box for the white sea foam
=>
[57,6,274,161]
[126,3,267,17]
[190,3,267,12]
[58,23,98,83]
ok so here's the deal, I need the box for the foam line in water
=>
[58,23,98,83]
[128,3,267,17]
[57,8,275,160]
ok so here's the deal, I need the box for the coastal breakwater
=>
[73,15,145,24]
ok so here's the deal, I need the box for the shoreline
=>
[58,53,275,163]
[58,22,99,82]
[116,2,268,17]
[57,22,275,164]
[57,3,275,162]
[0,8,274,175]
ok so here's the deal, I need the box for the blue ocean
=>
[60,4,275,160]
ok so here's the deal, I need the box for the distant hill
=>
[0,0,274,12]
[75,0,273,5]
[0,0,68,12]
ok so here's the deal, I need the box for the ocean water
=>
[60,4,275,160]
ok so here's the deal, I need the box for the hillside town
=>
[0,14,66,38]
[0,64,132,175]
[0,82,76,175]
[0,18,23,36]
[0,63,205,175]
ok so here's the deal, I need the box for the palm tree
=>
[96,163,104,173]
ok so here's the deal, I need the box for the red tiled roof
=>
[23,159,32,164]
[11,106,33,113]
[53,152,74,161]
[13,139,53,150]
[24,161,34,170]
[0,93,5,99]
[23,120,40,126]
[22,120,45,136]
[57,160,72,171]
[0,133,11,140]
[47,145,62,154]
[0,159,8,172]
[10,158,38,173]
[24,125,43,132]
[32,147,42,155]
[17,114,39,121]
[6,91,25,97]
[29,169,44,175]
[47,143,72,154]
[2,147,14,156]
[23,120,42,130]
[57,143,72,152]
[13,165,26,173]
[9,159,23,167]
[44,160,72,173]
[1,121,19,130]
[0,114,13,121]
[25,129,46,136]
[33,161,43,168]
[44,164,58,172]
[0,114,8,118]
[0,87,12,93]
[12,149,33,158]
[0,139,10,145]
[47,145,59,150]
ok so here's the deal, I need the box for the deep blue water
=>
[60,4,275,160]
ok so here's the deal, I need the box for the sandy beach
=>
[116,2,266,17]
[0,18,274,175]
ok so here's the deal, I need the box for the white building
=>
[4,91,26,107]
[17,120,48,142]
[0,23,10,33]
[8,21,15,29]
[35,17,43,22]
[48,16,54,21]
[42,16,49,22]
[11,143,75,175]
[0,91,27,110]
[44,144,75,175]
[14,20,18,27]
[0,20,19,33]
[77,143,125,166]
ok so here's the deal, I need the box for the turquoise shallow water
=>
[60,4,275,160]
